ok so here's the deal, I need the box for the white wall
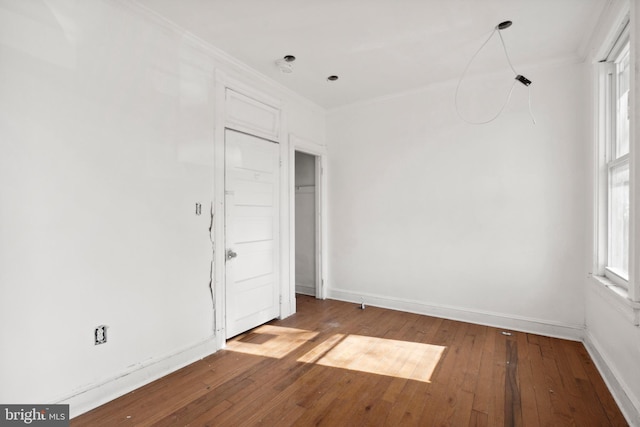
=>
[327,60,589,337]
[0,0,216,409]
[585,283,640,424]
[0,0,324,416]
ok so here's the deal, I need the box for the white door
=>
[225,129,280,339]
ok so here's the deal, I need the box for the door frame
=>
[289,135,328,306]
[214,70,287,350]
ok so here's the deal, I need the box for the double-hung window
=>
[601,25,630,288]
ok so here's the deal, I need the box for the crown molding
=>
[111,0,325,114]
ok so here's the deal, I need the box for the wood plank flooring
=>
[72,295,628,426]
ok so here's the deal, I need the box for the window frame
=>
[599,22,631,290]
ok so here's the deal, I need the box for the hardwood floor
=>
[72,295,627,426]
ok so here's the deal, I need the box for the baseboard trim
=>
[328,288,584,341]
[584,331,640,427]
[61,337,219,419]
[295,285,316,296]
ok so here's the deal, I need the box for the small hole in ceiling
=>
[284,55,296,62]
[327,75,339,81]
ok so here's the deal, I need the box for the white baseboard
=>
[61,337,219,419]
[295,284,316,296]
[584,331,640,427]
[328,288,584,341]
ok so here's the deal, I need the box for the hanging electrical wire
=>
[455,20,536,125]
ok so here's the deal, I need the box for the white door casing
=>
[289,135,328,301]
[225,129,280,338]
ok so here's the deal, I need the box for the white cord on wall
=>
[455,23,536,125]
[527,84,537,125]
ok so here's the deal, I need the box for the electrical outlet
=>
[95,325,107,345]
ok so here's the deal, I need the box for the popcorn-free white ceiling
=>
[136,0,607,109]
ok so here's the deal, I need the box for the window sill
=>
[589,275,640,326]
[604,267,629,288]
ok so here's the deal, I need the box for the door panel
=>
[225,129,279,339]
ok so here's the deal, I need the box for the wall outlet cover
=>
[95,325,107,345]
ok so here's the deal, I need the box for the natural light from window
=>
[226,325,445,383]
[226,325,319,358]
[298,334,445,383]
[606,39,630,281]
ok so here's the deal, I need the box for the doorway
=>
[294,151,319,297]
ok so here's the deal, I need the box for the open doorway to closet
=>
[294,151,320,297]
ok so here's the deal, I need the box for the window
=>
[600,25,630,288]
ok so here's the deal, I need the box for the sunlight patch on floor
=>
[227,325,445,382]
[226,325,319,358]
[298,334,445,383]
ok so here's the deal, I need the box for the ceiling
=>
[136,0,606,109]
